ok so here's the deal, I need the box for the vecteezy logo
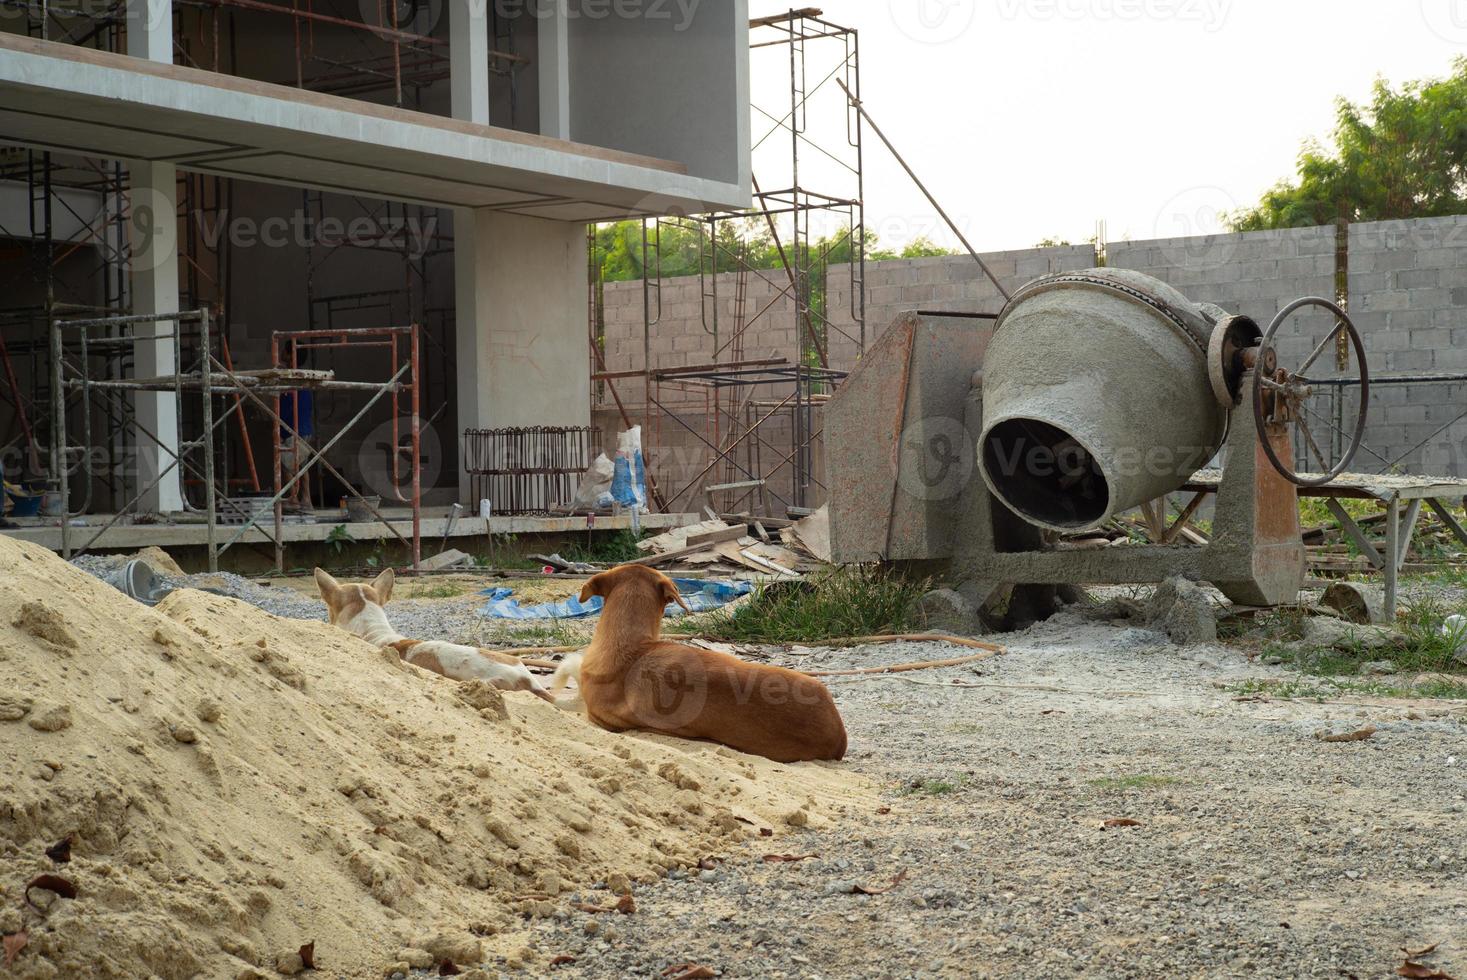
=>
[358,0,443,41]
[355,417,444,501]
[1153,185,1240,271]
[889,0,977,43]
[127,184,177,274]
[896,416,975,502]
[621,654,708,728]
[1422,0,1467,42]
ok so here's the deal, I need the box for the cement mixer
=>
[826,267,1368,616]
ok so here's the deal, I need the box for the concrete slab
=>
[0,35,748,217]
[3,512,700,554]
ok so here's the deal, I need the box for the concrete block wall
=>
[1107,224,1340,368]
[1348,215,1467,473]
[825,245,1100,363]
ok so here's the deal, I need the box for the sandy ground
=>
[518,617,1467,980]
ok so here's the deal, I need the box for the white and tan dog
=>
[314,567,554,702]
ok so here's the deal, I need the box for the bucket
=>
[978,268,1228,533]
[345,494,381,523]
[7,493,42,518]
[102,559,172,606]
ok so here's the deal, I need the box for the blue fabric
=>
[610,450,647,508]
[279,390,314,438]
[477,577,751,620]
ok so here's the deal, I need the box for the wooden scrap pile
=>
[631,505,832,577]
[1303,508,1467,577]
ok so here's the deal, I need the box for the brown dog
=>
[575,564,846,763]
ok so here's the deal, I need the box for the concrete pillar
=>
[125,0,172,62]
[454,210,589,502]
[126,0,184,512]
[537,1,571,140]
[449,0,490,126]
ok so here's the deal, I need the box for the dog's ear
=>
[580,569,612,603]
[370,567,395,603]
[660,577,691,612]
[313,567,342,600]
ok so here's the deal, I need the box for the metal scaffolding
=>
[49,311,423,572]
[589,8,866,518]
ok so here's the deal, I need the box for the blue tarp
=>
[477,578,751,620]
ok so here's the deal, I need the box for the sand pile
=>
[0,537,868,979]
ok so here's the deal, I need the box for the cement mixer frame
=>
[826,269,1375,620]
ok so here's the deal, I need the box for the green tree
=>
[1231,57,1467,231]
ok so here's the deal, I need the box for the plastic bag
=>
[611,426,647,509]
[568,453,616,512]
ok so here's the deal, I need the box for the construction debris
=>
[630,513,828,578]
[1320,582,1388,624]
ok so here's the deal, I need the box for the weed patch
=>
[671,564,927,643]
[900,776,964,796]
[1089,774,1180,792]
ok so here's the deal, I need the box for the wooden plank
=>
[1426,497,1467,548]
[1325,498,1385,569]
[685,525,747,549]
[1396,498,1424,569]
[750,7,824,28]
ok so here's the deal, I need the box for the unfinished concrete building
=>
[0,3,751,565]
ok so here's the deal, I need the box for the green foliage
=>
[670,564,928,643]
[869,235,960,260]
[1258,595,1466,679]
[1232,57,1467,230]
[562,529,647,564]
[325,524,354,555]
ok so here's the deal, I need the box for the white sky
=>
[747,0,1461,252]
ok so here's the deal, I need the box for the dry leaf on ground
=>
[1315,726,1376,743]
[3,932,29,968]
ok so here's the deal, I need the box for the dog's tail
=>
[548,652,584,696]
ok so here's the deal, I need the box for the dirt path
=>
[514,616,1467,979]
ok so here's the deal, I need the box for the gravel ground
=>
[517,618,1467,980]
[71,557,1467,978]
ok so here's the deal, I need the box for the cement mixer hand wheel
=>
[1252,297,1369,488]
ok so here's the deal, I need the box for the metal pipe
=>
[835,78,1010,302]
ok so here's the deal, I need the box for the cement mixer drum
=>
[977,268,1233,533]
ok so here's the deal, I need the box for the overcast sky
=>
[746,1,1460,253]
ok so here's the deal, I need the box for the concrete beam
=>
[455,210,589,502]
[0,35,749,219]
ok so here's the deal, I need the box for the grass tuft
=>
[408,582,472,600]
[1089,774,1180,792]
[669,564,928,643]
[1230,676,1467,701]
[900,776,963,796]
